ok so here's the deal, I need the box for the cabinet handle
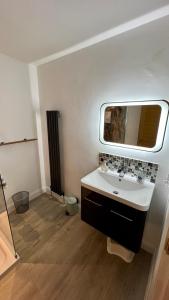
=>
[110,209,133,222]
[84,197,102,207]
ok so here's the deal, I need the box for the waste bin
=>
[64,196,78,216]
[12,191,29,214]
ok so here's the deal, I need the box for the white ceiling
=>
[0,0,168,62]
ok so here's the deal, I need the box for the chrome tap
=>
[117,164,127,178]
[137,167,145,183]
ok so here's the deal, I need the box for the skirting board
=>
[7,188,43,214]
[142,240,155,255]
[45,186,65,204]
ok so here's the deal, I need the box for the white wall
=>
[0,53,41,211]
[37,16,169,252]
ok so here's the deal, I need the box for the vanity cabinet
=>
[81,187,147,253]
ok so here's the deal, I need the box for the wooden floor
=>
[0,194,152,300]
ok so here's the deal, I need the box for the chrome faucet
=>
[117,164,127,179]
[137,167,145,183]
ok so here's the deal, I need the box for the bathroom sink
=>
[81,168,155,211]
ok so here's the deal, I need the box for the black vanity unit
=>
[81,187,147,253]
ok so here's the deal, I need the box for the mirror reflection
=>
[104,105,161,148]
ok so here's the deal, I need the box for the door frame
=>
[145,203,169,300]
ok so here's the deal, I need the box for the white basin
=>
[81,168,155,211]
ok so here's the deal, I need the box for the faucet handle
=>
[0,176,6,188]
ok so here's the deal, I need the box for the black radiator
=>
[46,111,62,195]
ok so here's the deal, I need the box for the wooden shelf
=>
[0,138,38,147]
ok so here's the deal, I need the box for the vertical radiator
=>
[46,111,62,195]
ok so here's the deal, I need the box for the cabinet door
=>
[81,197,107,235]
[81,187,147,253]
[106,208,136,251]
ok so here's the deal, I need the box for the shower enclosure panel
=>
[0,175,18,276]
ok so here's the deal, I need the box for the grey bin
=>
[65,196,78,216]
[12,191,29,214]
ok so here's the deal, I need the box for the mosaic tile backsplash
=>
[99,153,158,183]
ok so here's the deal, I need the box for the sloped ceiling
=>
[0,0,168,62]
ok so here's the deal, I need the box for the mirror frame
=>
[100,100,169,152]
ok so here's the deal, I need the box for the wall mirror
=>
[100,100,168,152]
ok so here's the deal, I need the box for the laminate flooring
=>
[0,194,152,300]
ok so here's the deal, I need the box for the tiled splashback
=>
[99,153,158,183]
